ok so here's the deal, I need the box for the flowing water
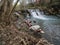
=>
[15,9,60,45]
[27,9,60,45]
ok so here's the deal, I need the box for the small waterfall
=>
[27,9,60,45]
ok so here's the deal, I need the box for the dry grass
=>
[0,24,54,45]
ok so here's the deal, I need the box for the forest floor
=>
[0,24,54,45]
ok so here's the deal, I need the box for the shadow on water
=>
[39,20,60,45]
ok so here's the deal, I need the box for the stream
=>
[14,9,60,45]
[26,9,60,45]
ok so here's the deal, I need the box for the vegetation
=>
[26,0,60,15]
[0,0,59,45]
[0,0,20,26]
